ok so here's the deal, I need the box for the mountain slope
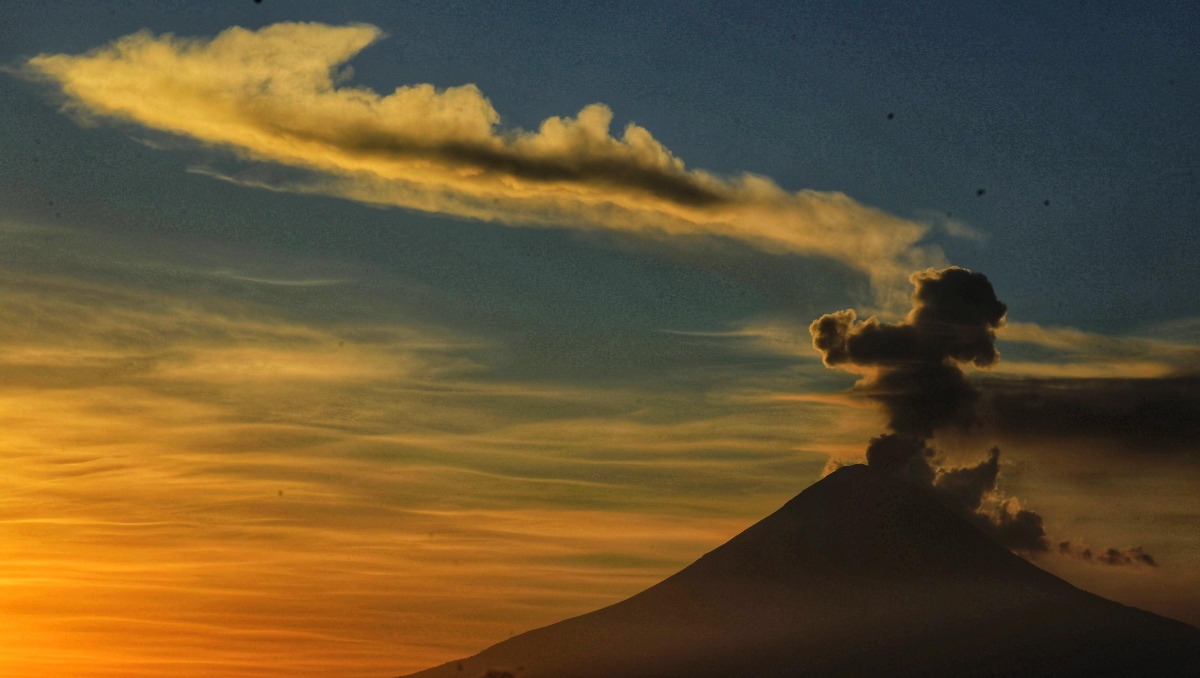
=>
[402,464,1200,677]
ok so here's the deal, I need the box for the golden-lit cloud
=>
[998,321,1200,371]
[986,360,1177,379]
[25,22,941,308]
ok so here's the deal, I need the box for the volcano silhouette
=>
[402,465,1200,677]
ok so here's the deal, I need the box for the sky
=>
[1,1,1198,676]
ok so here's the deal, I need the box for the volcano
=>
[402,464,1200,677]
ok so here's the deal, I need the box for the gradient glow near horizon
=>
[2,2,1199,676]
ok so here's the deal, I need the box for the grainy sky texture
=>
[2,2,1199,676]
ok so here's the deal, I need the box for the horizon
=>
[2,3,1198,676]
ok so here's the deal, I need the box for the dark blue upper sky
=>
[3,0,1198,337]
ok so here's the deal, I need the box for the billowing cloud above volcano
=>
[810,267,1006,437]
[811,268,1164,561]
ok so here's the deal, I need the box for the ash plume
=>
[978,374,1200,453]
[810,267,1006,438]
[862,433,1048,552]
[811,267,1155,560]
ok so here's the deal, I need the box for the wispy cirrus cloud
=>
[24,22,941,308]
[210,270,351,287]
[0,239,844,675]
[998,321,1200,369]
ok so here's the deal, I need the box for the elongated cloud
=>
[24,22,939,305]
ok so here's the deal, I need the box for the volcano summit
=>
[403,465,1200,678]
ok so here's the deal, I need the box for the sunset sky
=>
[2,2,1199,676]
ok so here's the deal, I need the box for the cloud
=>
[930,450,1047,554]
[977,321,1200,455]
[975,374,1200,454]
[23,22,941,306]
[807,268,1044,551]
[210,270,350,287]
[985,497,1049,553]
[810,267,1007,438]
[862,434,1048,552]
[934,445,1000,512]
[1058,541,1158,567]
[807,267,1170,562]
[805,268,1200,457]
[0,238,855,675]
[998,321,1200,373]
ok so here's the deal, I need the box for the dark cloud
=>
[865,433,929,477]
[932,450,1046,553]
[934,447,1000,512]
[1058,541,1157,567]
[811,267,1200,455]
[810,266,1006,438]
[808,267,1164,559]
[977,375,1200,453]
[274,123,731,207]
[868,436,1048,553]
[981,499,1047,553]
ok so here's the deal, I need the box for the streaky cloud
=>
[976,374,1200,454]
[211,270,350,287]
[24,21,942,308]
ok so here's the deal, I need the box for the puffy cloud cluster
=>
[812,268,1160,560]
[863,434,1047,552]
[811,267,1006,437]
[809,267,1200,457]
[24,22,940,306]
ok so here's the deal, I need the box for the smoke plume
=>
[811,267,1156,560]
[977,374,1200,454]
[861,433,1048,552]
[810,267,1006,438]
